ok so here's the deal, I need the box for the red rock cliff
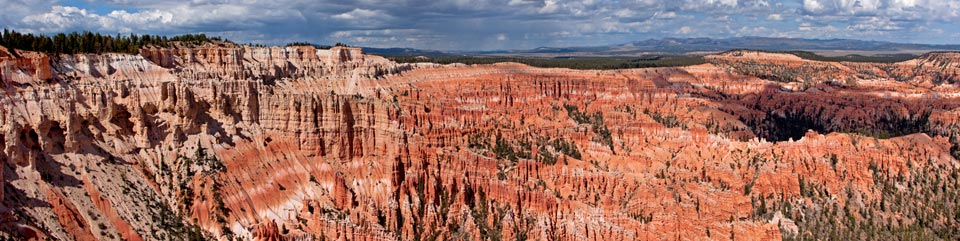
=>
[1,46,959,241]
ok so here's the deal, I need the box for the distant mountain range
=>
[365,37,960,57]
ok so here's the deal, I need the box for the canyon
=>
[1,43,959,241]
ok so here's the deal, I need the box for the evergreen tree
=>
[0,29,230,55]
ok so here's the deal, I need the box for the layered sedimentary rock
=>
[1,45,959,241]
[709,50,960,87]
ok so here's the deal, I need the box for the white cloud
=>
[539,0,560,14]
[803,0,960,20]
[613,9,635,18]
[21,6,102,32]
[798,22,839,33]
[17,2,290,34]
[0,0,56,24]
[706,0,739,7]
[656,11,677,19]
[848,16,903,31]
[333,9,379,20]
[736,26,771,36]
[2,0,959,50]
[332,8,394,27]
[508,0,531,6]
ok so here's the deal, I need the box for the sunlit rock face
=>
[2,45,960,241]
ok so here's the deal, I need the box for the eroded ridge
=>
[1,46,959,240]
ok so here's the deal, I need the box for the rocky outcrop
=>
[1,45,959,241]
[708,50,960,87]
[889,52,960,84]
[0,46,54,85]
[139,44,411,85]
[0,43,421,240]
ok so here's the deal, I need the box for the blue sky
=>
[2,0,959,50]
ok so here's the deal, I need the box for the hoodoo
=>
[2,39,960,240]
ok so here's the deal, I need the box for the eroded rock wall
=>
[1,46,959,241]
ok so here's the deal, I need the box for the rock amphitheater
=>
[1,44,959,240]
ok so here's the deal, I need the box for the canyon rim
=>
[3,0,960,240]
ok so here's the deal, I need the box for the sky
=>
[2,0,959,50]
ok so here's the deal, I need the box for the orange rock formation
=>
[1,44,959,240]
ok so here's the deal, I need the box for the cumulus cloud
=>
[332,8,393,27]
[802,0,881,14]
[539,0,560,14]
[333,9,380,20]
[15,1,299,34]
[0,0,56,24]
[21,6,102,32]
[802,0,960,19]
[19,6,173,33]
[848,16,903,31]
[1,0,959,49]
